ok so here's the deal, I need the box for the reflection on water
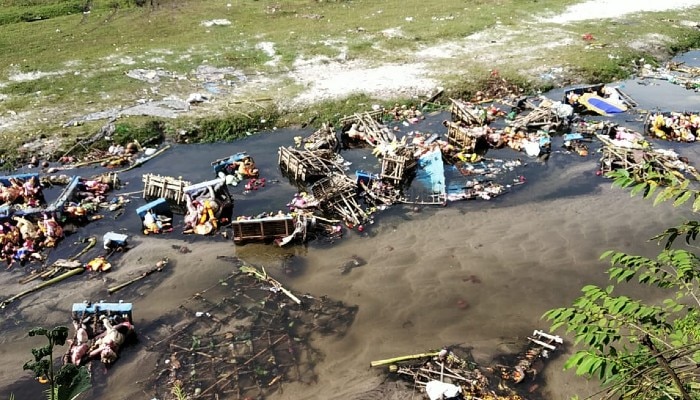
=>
[673,49,700,67]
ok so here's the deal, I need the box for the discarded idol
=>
[212,152,259,186]
[136,198,173,235]
[64,302,136,367]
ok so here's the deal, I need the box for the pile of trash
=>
[640,61,700,92]
[0,173,120,268]
[370,330,564,400]
[144,261,357,400]
[646,111,699,142]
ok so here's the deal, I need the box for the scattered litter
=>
[103,231,127,251]
[200,19,231,27]
[125,69,183,83]
[186,93,209,104]
[640,61,700,91]
[370,330,564,399]
[63,99,190,126]
[145,265,357,400]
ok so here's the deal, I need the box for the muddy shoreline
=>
[1,69,700,400]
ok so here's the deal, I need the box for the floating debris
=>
[370,330,563,400]
[645,111,699,142]
[640,61,700,91]
[564,84,635,116]
[598,132,700,181]
[294,122,339,151]
[212,152,259,186]
[64,302,136,367]
[144,264,357,400]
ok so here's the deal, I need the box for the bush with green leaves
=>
[23,326,91,400]
[544,168,700,400]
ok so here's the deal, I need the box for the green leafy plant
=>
[23,326,91,400]
[170,381,187,400]
[543,169,700,399]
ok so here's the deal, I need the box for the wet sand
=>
[268,167,684,400]
[1,78,699,399]
[0,164,686,400]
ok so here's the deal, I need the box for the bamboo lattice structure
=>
[142,174,191,206]
[145,262,357,400]
[300,123,339,151]
[278,147,344,184]
[342,111,397,148]
[450,98,487,126]
[370,330,563,400]
[597,134,700,181]
[445,120,487,152]
[231,216,296,243]
[339,108,385,127]
[508,100,565,132]
[311,174,368,226]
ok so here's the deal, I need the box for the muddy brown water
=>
[2,64,700,400]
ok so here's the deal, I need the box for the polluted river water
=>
[2,55,700,400]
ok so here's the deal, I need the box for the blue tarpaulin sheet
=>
[415,148,446,196]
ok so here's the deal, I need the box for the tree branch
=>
[640,334,692,400]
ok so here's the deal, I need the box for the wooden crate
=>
[446,122,479,151]
[142,174,191,206]
[231,216,295,242]
[381,155,408,183]
[450,98,485,126]
[302,123,338,151]
[339,109,385,127]
[278,146,309,182]
[310,174,354,200]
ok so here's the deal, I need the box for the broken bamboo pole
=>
[370,351,441,368]
[20,237,97,285]
[114,145,171,174]
[108,258,168,294]
[1,267,84,309]
[70,236,96,261]
[72,155,121,168]
[419,367,471,383]
[239,265,301,305]
[198,334,286,397]
[421,89,444,108]
[307,214,339,224]
[39,259,83,280]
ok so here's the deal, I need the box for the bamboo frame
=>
[142,174,192,206]
[145,268,357,400]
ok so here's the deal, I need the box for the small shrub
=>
[191,108,282,143]
[572,50,643,84]
[0,1,85,25]
[112,120,165,146]
[669,29,700,54]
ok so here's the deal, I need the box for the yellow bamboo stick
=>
[370,351,440,368]
[1,267,84,309]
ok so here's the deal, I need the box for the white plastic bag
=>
[425,380,462,400]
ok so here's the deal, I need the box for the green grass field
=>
[1,0,700,167]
